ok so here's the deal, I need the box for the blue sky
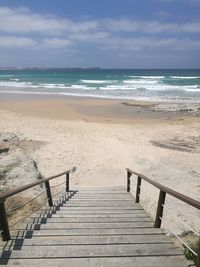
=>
[0,0,199,68]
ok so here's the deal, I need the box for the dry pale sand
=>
[0,94,200,234]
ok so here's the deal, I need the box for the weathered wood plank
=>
[69,197,134,200]
[0,256,190,267]
[19,221,154,230]
[30,217,153,223]
[4,234,172,247]
[20,228,164,236]
[0,243,183,258]
[60,205,138,209]
[55,210,144,214]
[33,213,149,218]
[59,206,141,209]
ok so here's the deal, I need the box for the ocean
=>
[0,69,200,101]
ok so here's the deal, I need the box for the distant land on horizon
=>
[0,67,101,71]
[0,67,200,71]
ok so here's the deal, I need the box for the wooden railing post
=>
[154,190,166,228]
[66,173,69,192]
[127,171,131,192]
[197,237,200,267]
[0,201,11,241]
[45,181,53,206]
[135,176,142,203]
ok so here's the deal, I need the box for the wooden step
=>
[34,212,150,218]
[0,243,183,259]
[19,221,154,230]
[73,191,129,197]
[53,210,144,214]
[6,234,171,247]
[16,227,164,237]
[60,205,138,209]
[59,205,141,211]
[30,217,153,223]
[0,256,189,267]
[69,197,134,200]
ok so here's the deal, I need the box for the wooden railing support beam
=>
[66,173,69,192]
[45,181,53,206]
[127,171,131,192]
[135,176,142,203]
[154,190,166,228]
[0,201,11,241]
[197,237,200,267]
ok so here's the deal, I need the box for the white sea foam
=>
[99,85,126,90]
[143,85,199,91]
[0,81,33,87]
[170,76,200,79]
[0,90,56,95]
[70,84,96,90]
[41,83,68,89]
[10,78,20,82]
[185,88,200,92]
[124,79,159,84]
[81,80,115,84]
[128,76,165,79]
[0,80,199,93]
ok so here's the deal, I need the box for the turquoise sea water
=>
[0,69,200,101]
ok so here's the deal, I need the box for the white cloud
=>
[70,32,110,43]
[42,38,72,48]
[0,6,98,35]
[0,36,37,48]
[180,22,200,33]
[103,19,200,34]
[0,6,200,37]
[0,5,199,56]
[99,36,178,51]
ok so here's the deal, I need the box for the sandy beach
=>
[0,93,200,234]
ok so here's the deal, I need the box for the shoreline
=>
[1,90,200,102]
[0,92,199,124]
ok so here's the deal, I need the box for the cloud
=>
[0,6,200,38]
[103,19,200,34]
[0,6,98,35]
[99,36,177,51]
[0,36,37,48]
[0,5,199,62]
[70,32,110,43]
[180,22,200,33]
[103,19,174,33]
[42,38,72,48]
[0,36,72,49]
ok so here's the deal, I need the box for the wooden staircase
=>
[0,187,190,267]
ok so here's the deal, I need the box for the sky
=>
[0,0,199,68]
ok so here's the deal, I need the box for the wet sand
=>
[0,93,186,123]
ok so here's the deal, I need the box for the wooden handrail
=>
[126,168,200,267]
[0,167,76,241]
[0,167,76,202]
[126,168,200,210]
